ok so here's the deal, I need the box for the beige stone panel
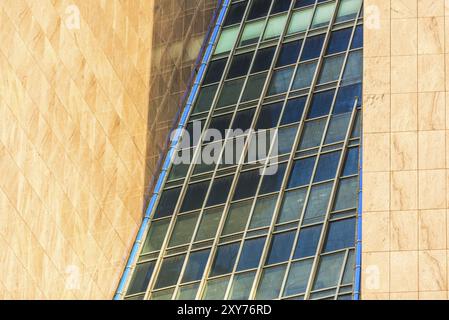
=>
[391,0,418,19]
[390,292,419,299]
[419,210,447,249]
[418,0,445,17]
[391,132,418,171]
[363,211,390,252]
[390,211,419,251]
[391,93,418,132]
[418,169,447,209]
[364,133,391,172]
[364,94,391,133]
[418,250,447,291]
[362,293,390,300]
[418,17,445,54]
[364,19,391,57]
[419,291,448,299]
[364,57,391,94]
[418,92,446,130]
[391,171,419,210]
[390,251,419,292]
[362,252,390,294]
[418,130,446,169]
[363,172,391,212]
[391,19,418,55]
[391,55,418,93]
[418,54,445,92]
[366,0,392,20]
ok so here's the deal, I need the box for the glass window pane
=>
[256,102,284,130]
[207,175,233,207]
[224,1,247,26]
[249,194,278,228]
[284,259,313,296]
[252,46,276,73]
[240,20,265,46]
[288,8,314,34]
[342,148,359,176]
[180,181,210,213]
[232,108,256,132]
[351,25,363,49]
[333,177,358,211]
[287,157,316,188]
[195,207,223,241]
[276,40,302,67]
[336,0,362,23]
[266,231,296,265]
[233,170,261,201]
[169,212,199,247]
[327,28,352,54]
[259,163,287,195]
[248,0,272,20]
[193,85,218,114]
[313,252,346,290]
[324,113,351,144]
[142,219,170,253]
[204,58,227,84]
[293,224,323,258]
[242,72,268,102]
[281,97,306,125]
[267,67,294,95]
[182,249,211,283]
[217,78,245,108]
[263,14,288,40]
[177,283,200,300]
[277,125,298,154]
[229,271,256,300]
[298,118,326,150]
[153,187,182,219]
[311,2,336,28]
[210,243,240,277]
[155,254,186,289]
[227,52,254,79]
[303,182,333,224]
[334,83,362,114]
[203,276,230,300]
[237,237,266,271]
[314,151,341,183]
[255,265,287,300]
[215,26,239,54]
[307,89,335,119]
[272,0,293,13]
[223,200,253,235]
[318,54,345,84]
[277,188,307,223]
[300,34,325,61]
[326,215,357,250]
[342,50,362,84]
[342,250,355,285]
[292,60,318,90]
[151,288,174,300]
[126,261,155,295]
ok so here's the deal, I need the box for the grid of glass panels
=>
[123,0,363,301]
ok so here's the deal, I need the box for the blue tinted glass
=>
[351,25,363,49]
[276,40,303,67]
[272,0,293,13]
[252,46,276,73]
[210,243,240,276]
[207,176,233,206]
[180,181,210,212]
[155,255,186,289]
[268,67,295,95]
[232,108,256,132]
[233,170,261,200]
[204,58,227,84]
[259,163,287,194]
[126,261,155,295]
[248,0,272,20]
[294,225,323,258]
[298,118,326,150]
[307,90,335,119]
[288,157,316,188]
[281,97,306,125]
[224,1,247,26]
[227,52,254,79]
[343,148,359,176]
[182,249,211,283]
[256,102,284,129]
[295,0,316,8]
[314,151,341,183]
[237,237,266,271]
[292,60,318,90]
[324,218,356,252]
[334,83,362,114]
[300,34,325,61]
[342,50,363,83]
[266,231,296,265]
[277,126,299,154]
[326,28,352,54]
[154,187,182,219]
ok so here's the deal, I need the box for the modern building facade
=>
[118,0,364,300]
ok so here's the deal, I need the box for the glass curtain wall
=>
[123,0,363,301]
